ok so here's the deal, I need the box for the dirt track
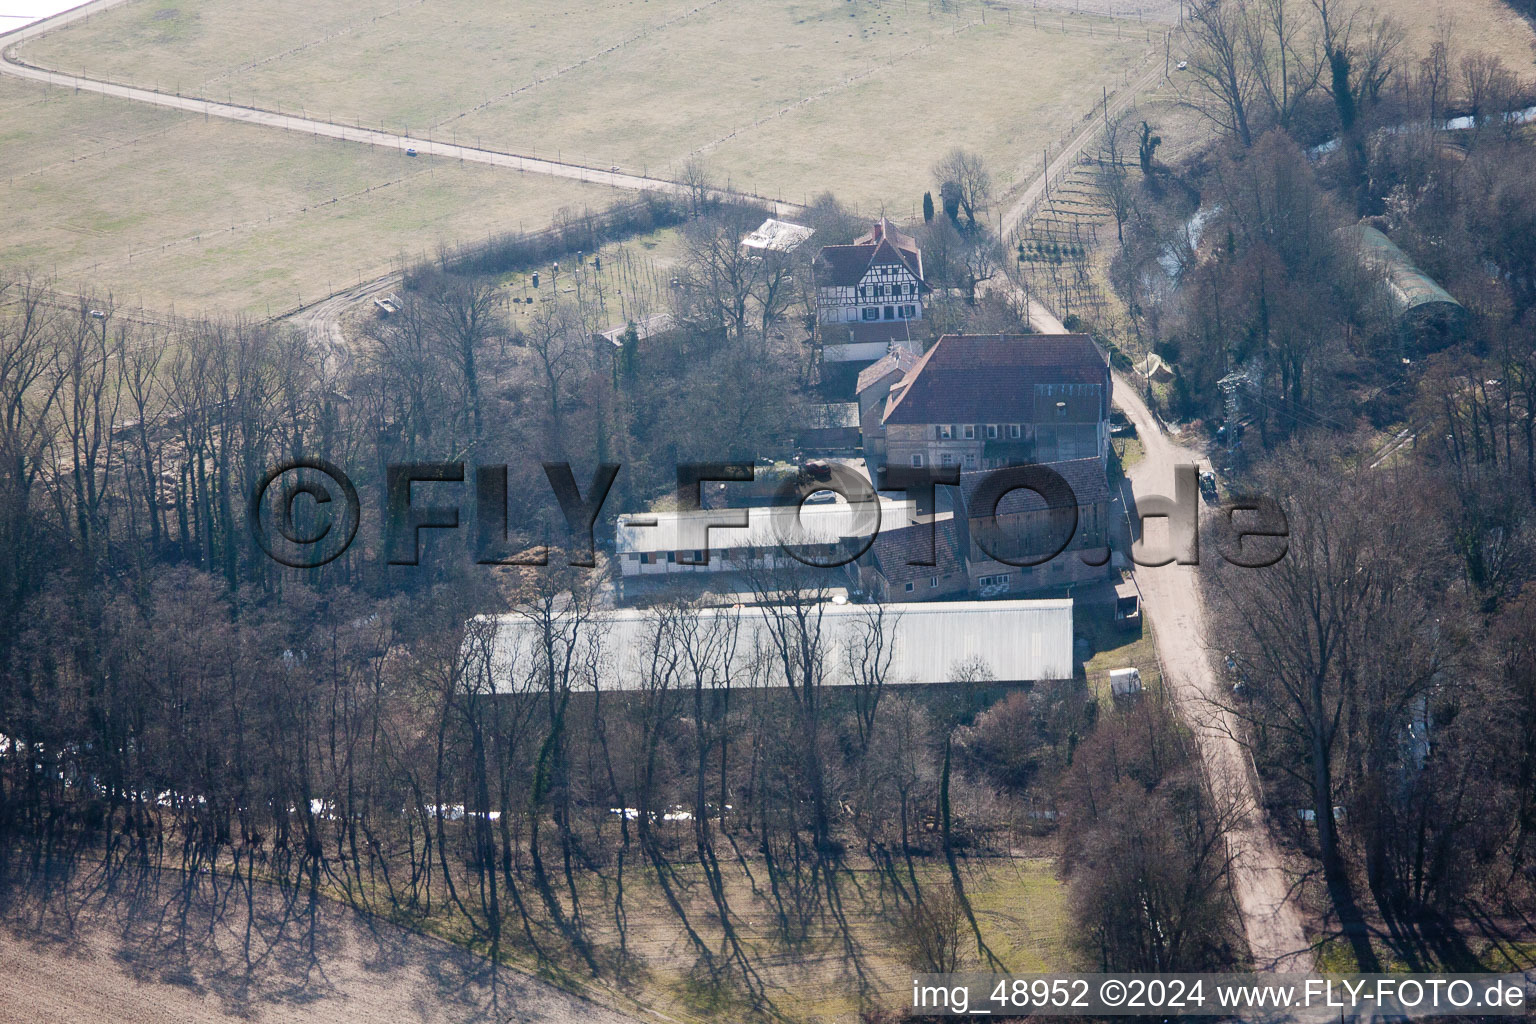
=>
[0,882,638,1024]
[0,0,801,218]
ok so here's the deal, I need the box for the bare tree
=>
[520,300,585,445]
[931,149,993,230]
[1093,117,1137,248]
[1247,0,1325,132]
[1184,0,1258,146]
[423,273,504,442]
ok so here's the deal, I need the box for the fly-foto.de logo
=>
[249,459,1289,571]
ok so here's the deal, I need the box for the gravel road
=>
[1112,370,1316,971]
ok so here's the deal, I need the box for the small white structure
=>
[741,218,815,254]
[1108,667,1143,697]
[474,598,1075,690]
[615,497,919,578]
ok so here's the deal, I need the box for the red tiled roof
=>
[856,346,922,394]
[881,334,1109,425]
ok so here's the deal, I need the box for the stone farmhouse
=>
[870,333,1113,471]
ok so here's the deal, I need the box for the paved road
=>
[1111,370,1315,971]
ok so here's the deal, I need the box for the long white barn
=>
[473,598,1073,691]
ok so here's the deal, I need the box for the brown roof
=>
[856,346,922,394]
[815,236,926,288]
[882,334,1109,425]
[854,217,920,257]
[865,514,964,584]
[958,458,1111,518]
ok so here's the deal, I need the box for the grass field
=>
[18,0,1155,208]
[0,851,1073,1024]
[0,75,624,314]
[573,853,1074,1022]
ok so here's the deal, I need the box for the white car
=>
[1176,60,1189,71]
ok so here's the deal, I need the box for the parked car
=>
[405,147,418,157]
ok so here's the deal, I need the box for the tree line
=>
[1092,0,1536,969]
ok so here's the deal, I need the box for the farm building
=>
[877,333,1113,471]
[613,496,920,580]
[814,218,930,362]
[472,598,1074,690]
[1350,225,1467,345]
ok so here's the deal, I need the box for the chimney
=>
[871,219,883,242]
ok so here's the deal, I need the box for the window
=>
[1009,423,1021,439]
[986,424,998,439]
[666,552,676,563]
[940,425,952,439]
[930,576,939,588]
[639,552,654,564]
[862,307,879,321]
[964,454,978,468]
[911,454,925,467]
[940,453,954,466]
[693,550,704,563]
[979,573,1011,590]
[902,304,916,318]
[904,582,915,592]
[963,425,975,439]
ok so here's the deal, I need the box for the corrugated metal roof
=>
[1351,225,1463,318]
[476,598,1074,690]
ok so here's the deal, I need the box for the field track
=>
[0,0,803,217]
